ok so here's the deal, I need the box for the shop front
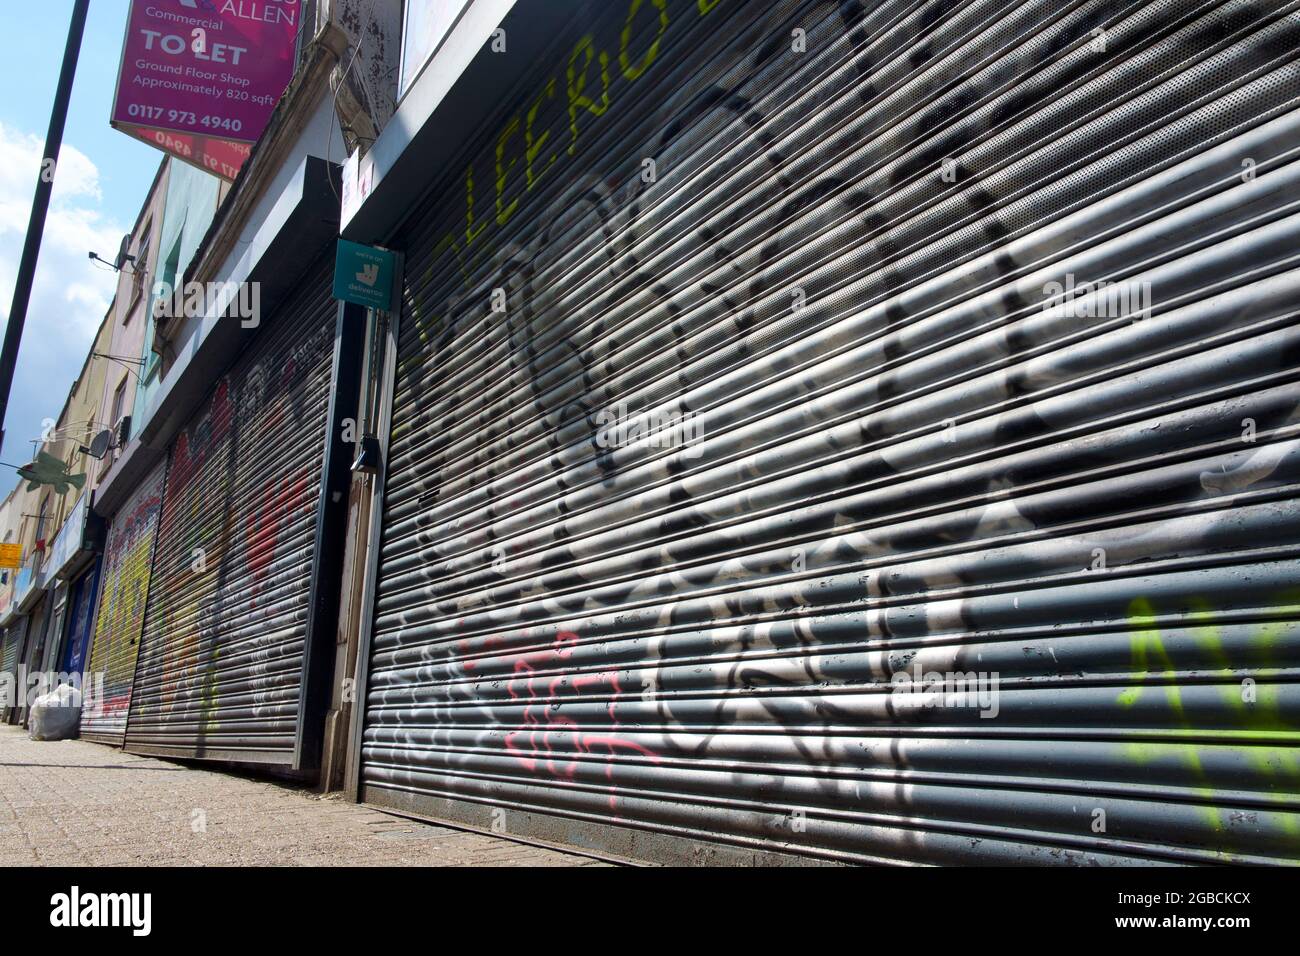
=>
[80,464,167,745]
[41,494,106,682]
[343,0,1300,864]
[122,249,360,768]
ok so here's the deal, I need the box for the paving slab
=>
[0,725,605,867]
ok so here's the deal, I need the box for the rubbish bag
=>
[28,683,81,740]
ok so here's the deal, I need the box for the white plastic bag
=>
[28,683,81,740]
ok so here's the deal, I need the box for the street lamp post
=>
[0,0,91,454]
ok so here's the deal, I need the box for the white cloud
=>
[0,121,125,462]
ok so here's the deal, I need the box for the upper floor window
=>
[399,1,470,99]
[127,220,152,317]
[143,228,184,382]
[110,375,128,427]
[34,496,49,557]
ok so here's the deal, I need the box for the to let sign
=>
[110,0,301,180]
[0,544,21,571]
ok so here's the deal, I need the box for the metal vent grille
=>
[359,0,1300,864]
[123,255,338,764]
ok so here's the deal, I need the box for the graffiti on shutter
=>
[360,0,1300,864]
[80,461,167,744]
[125,261,337,763]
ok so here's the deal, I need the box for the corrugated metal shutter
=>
[1,620,24,724]
[17,598,48,724]
[1,625,21,680]
[80,461,167,745]
[358,0,1300,864]
[124,254,338,764]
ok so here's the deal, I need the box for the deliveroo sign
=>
[333,239,396,311]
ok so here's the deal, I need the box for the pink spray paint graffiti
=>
[502,630,660,810]
[246,471,310,607]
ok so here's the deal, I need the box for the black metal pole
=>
[0,0,90,451]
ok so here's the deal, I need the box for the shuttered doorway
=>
[124,254,339,765]
[1,625,21,680]
[358,0,1300,864]
[80,461,167,745]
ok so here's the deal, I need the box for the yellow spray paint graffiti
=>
[1117,592,1300,855]
[81,464,166,734]
[396,0,723,392]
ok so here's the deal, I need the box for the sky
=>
[0,1,162,485]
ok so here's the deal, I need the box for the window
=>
[399,1,470,99]
[128,220,152,316]
[34,496,49,559]
[143,229,183,381]
[110,375,128,426]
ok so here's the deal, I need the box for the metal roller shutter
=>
[358,0,1300,864]
[1,620,24,723]
[80,461,167,745]
[124,253,339,764]
[1,626,20,679]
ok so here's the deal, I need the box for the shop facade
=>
[82,19,366,771]
[121,250,356,766]
[41,494,106,679]
[336,0,1300,864]
[80,464,167,744]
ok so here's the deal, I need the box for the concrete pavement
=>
[0,725,605,866]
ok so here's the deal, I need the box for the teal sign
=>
[333,239,396,310]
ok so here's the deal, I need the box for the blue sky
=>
[0,1,162,480]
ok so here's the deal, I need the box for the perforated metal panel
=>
[80,461,167,745]
[124,255,339,764]
[358,0,1300,864]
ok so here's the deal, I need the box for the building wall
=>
[11,326,107,588]
[133,162,224,434]
[0,486,22,623]
[197,88,345,294]
[95,159,170,483]
[323,0,403,152]
[0,306,115,687]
